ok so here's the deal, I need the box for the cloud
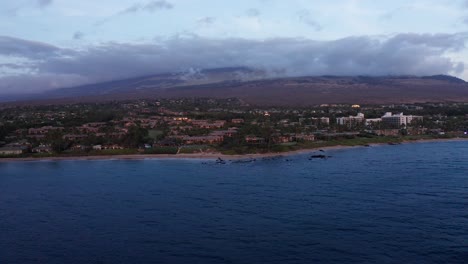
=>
[0,36,61,58]
[37,0,53,8]
[119,0,173,15]
[380,6,410,20]
[73,31,85,40]
[95,0,174,26]
[196,17,216,26]
[246,8,260,17]
[0,74,88,94]
[2,0,53,15]
[0,33,467,94]
[297,10,322,31]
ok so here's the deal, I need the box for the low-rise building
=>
[209,129,238,138]
[28,126,64,135]
[183,136,224,145]
[295,134,315,141]
[0,146,28,155]
[32,145,53,154]
[371,129,401,136]
[231,119,244,124]
[245,136,265,144]
[63,134,88,141]
[92,145,102,150]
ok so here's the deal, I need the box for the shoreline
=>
[0,137,467,163]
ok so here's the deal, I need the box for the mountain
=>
[1,68,468,106]
[41,67,265,99]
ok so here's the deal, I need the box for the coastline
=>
[1,137,467,163]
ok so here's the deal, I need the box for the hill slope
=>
[2,69,468,106]
[152,75,468,106]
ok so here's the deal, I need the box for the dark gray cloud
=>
[0,33,467,94]
[0,36,61,58]
[0,63,26,70]
[119,0,173,14]
[0,74,87,94]
[297,10,322,31]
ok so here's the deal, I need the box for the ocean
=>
[1,141,467,263]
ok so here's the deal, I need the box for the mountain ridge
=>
[1,67,467,106]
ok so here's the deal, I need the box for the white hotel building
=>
[380,112,423,127]
[339,112,423,127]
[336,113,365,126]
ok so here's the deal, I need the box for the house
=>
[295,134,315,141]
[70,145,90,151]
[92,145,102,150]
[191,120,226,129]
[32,145,53,154]
[84,122,107,127]
[0,146,28,156]
[5,141,32,148]
[245,136,265,144]
[372,129,401,136]
[231,119,244,124]
[183,136,223,145]
[102,144,124,150]
[77,126,99,133]
[63,134,88,141]
[28,126,64,135]
[209,129,238,138]
[273,134,292,143]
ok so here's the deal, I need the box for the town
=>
[0,98,467,158]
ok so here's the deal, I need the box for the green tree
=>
[121,126,149,148]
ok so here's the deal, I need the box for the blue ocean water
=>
[1,141,467,264]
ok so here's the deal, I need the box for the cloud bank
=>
[0,33,467,94]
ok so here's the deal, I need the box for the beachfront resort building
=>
[381,112,423,127]
[364,112,423,127]
[336,113,365,126]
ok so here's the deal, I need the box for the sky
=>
[1,0,468,94]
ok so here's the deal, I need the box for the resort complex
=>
[0,99,466,158]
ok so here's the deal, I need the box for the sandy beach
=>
[0,137,467,163]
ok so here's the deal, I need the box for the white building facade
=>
[336,113,365,126]
[381,112,423,127]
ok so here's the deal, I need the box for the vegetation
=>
[0,98,467,159]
